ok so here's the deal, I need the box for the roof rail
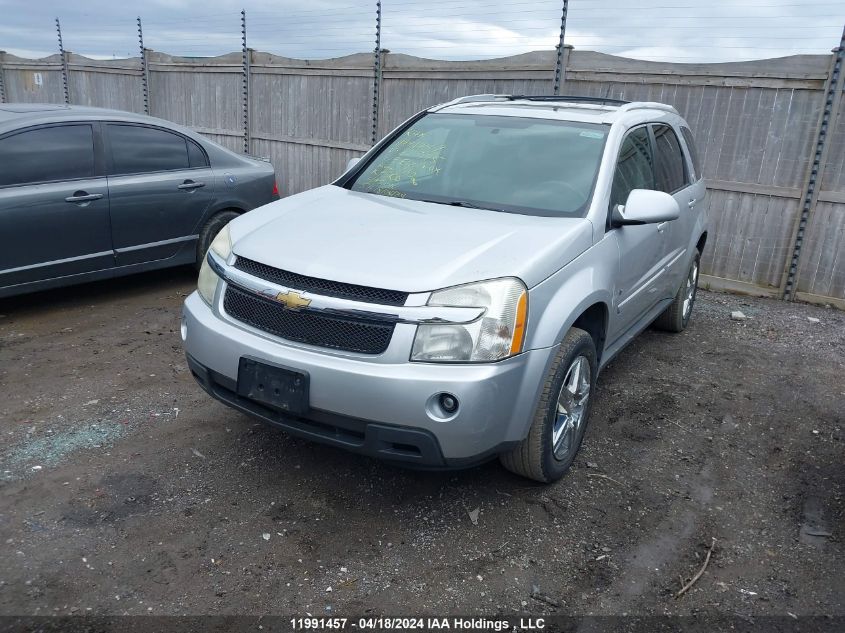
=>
[617,101,679,115]
[435,94,630,109]
[432,94,678,114]
[508,95,630,106]
[432,94,510,109]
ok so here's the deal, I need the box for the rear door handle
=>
[688,198,697,208]
[657,221,668,232]
[65,192,104,203]
[178,180,205,191]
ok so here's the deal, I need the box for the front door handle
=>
[178,180,205,191]
[65,192,104,204]
[657,221,668,232]
[688,198,697,208]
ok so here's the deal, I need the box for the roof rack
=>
[509,95,630,106]
[435,94,631,109]
[433,94,678,115]
[617,101,679,115]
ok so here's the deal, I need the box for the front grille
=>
[223,285,394,354]
[234,257,408,306]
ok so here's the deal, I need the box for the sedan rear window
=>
[108,124,190,175]
[348,113,608,217]
[0,124,94,187]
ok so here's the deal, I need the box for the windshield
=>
[347,113,608,217]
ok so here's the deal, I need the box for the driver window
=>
[608,126,654,225]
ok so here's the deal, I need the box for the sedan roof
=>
[0,104,190,135]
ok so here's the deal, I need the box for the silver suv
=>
[181,95,707,482]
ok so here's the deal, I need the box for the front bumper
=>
[182,291,555,466]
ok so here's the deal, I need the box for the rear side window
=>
[187,139,209,168]
[680,126,701,180]
[108,124,190,175]
[0,124,94,187]
[609,126,654,212]
[653,124,688,193]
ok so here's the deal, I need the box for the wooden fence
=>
[0,47,842,307]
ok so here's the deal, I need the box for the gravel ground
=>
[0,267,843,618]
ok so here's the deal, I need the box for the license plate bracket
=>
[237,357,309,415]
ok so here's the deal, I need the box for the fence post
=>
[0,51,6,103]
[371,0,382,146]
[552,0,569,95]
[137,17,150,115]
[241,10,250,154]
[55,18,70,104]
[782,25,845,300]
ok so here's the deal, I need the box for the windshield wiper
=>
[419,198,503,212]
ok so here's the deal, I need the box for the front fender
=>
[525,235,618,350]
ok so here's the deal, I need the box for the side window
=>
[653,124,688,193]
[187,139,209,168]
[0,124,94,187]
[680,126,701,181]
[609,126,654,215]
[108,124,190,175]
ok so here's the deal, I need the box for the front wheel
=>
[499,327,597,483]
[653,249,700,333]
[196,210,240,271]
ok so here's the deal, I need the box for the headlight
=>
[411,277,528,363]
[197,225,232,305]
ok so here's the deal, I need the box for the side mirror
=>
[345,156,361,172]
[612,189,680,226]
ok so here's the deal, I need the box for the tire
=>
[499,327,597,483]
[653,249,700,333]
[196,210,240,270]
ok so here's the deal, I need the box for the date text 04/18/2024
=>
[290,617,547,630]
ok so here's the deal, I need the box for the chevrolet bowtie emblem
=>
[274,290,311,310]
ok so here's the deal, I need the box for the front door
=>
[608,125,671,336]
[105,123,213,266]
[0,123,113,290]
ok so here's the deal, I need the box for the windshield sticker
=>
[579,130,605,139]
[361,129,447,199]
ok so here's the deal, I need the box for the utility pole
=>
[783,24,845,300]
[0,51,6,104]
[241,9,250,154]
[371,0,382,145]
[137,17,150,114]
[553,0,569,95]
[56,18,69,104]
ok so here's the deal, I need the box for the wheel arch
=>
[571,302,609,365]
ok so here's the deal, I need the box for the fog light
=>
[439,393,458,414]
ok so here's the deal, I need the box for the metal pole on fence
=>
[241,9,250,154]
[552,0,569,95]
[371,0,382,146]
[55,18,69,104]
[783,24,845,301]
[137,17,150,115]
[0,51,6,104]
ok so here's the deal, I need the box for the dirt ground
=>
[0,267,843,618]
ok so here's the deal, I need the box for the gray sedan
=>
[0,104,278,298]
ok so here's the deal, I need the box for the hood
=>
[229,186,593,293]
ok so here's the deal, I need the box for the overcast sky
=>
[1,0,843,63]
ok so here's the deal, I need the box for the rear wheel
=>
[196,210,239,270]
[499,327,597,483]
[653,249,700,333]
